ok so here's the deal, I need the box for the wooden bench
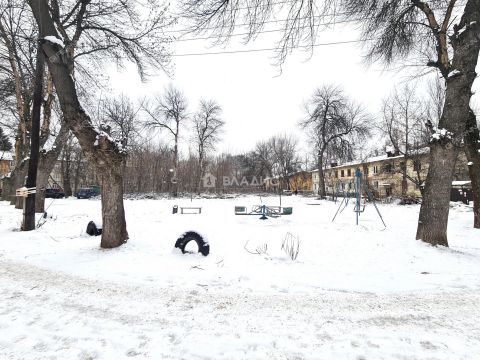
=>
[234,206,248,214]
[180,207,202,214]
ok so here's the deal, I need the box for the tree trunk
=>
[464,109,480,229]
[99,165,128,248]
[62,144,73,196]
[173,140,178,197]
[28,0,129,248]
[317,154,326,198]
[12,165,28,208]
[197,150,204,194]
[35,124,69,213]
[416,144,458,246]
[22,41,45,231]
[416,7,480,246]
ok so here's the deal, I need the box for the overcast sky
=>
[106,12,480,160]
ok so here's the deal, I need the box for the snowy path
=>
[1,256,479,360]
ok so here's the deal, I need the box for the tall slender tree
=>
[380,85,427,196]
[192,99,224,193]
[142,85,188,197]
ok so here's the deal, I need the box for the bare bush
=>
[244,240,269,256]
[281,232,301,261]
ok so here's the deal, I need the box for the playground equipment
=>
[332,169,386,227]
[175,231,209,256]
[235,205,293,220]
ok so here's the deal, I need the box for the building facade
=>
[0,151,13,178]
[311,150,470,199]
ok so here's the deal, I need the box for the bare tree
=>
[341,1,480,245]
[0,0,36,205]
[0,126,11,151]
[0,1,69,214]
[269,134,300,190]
[253,140,275,179]
[380,85,427,196]
[27,0,171,248]
[182,0,480,246]
[192,99,225,192]
[142,85,188,197]
[300,85,370,197]
[100,94,140,150]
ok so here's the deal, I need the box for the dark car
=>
[77,188,95,199]
[45,188,65,199]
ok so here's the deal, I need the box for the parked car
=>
[282,189,293,196]
[45,188,65,199]
[76,188,95,199]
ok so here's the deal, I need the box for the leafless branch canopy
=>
[44,0,173,79]
[181,0,468,70]
[193,99,225,153]
[141,85,189,139]
[300,84,371,166]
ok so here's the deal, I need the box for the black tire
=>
[86,221,102,236]
[175,231,209,256]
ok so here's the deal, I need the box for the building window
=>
[341,170,344,177]
[384,163,393,173]
[347,169,351,177]
[364,167,369,175]
[373,165,378,174]
[374,181,379,189]
[413,160,421,172]
[335,170,338,178]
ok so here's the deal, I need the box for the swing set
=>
[332,169,386,227]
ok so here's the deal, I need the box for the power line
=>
[166,3,466,35]
[175,17,368,42]
[171,39,367,57]
[167,13,354,34]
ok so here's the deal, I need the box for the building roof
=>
[452,181,471,187]
[0,151,13,161]
[310,147,430,172]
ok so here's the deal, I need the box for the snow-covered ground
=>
[0,195,479,359]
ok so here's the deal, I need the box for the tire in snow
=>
[175,231,209,256]
[86,221,102,236]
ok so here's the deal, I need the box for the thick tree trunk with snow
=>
[416,143,458,246]
[99,165,128,248]
[464,110,480,229]
[416,8,480,246]
[28,0,129,248]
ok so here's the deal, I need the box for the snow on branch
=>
[44,36,65,48]
[430,128,453,143]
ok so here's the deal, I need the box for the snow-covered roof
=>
[452,181,471,187]
[0,151,13,161]
[309,147,430,172]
